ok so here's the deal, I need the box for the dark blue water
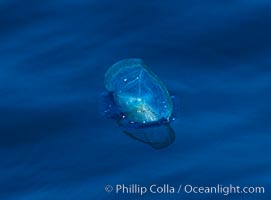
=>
[0,1,270,199]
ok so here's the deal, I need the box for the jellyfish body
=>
[104,58,173,127]
[101,58,176,149]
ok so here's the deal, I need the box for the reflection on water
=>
[123,124,175,149]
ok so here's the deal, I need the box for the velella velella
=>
[100,58,176,149]
[104,59,173,126]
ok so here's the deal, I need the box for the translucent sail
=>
[104,59,173,126]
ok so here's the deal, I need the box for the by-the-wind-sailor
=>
[100,58,176,149]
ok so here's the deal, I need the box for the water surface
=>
[0,0,271,199]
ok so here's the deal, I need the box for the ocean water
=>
[0,0,271,199]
